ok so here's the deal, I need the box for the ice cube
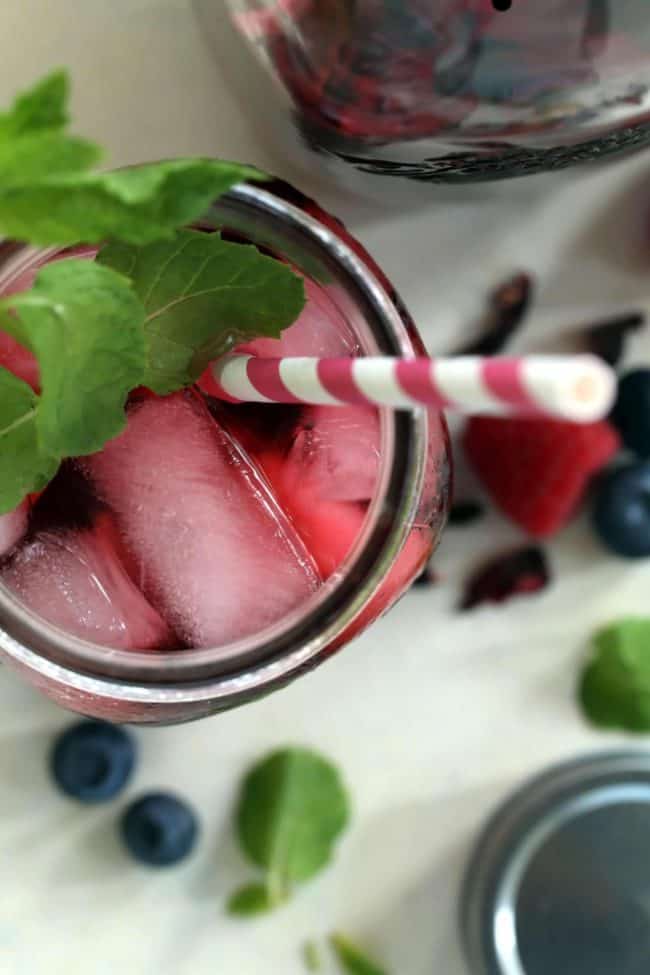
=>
[286,405,380,503]
[0,500,29,558]
[84,392,321,648]
[257,407,438,582]
[238,279,358,358]
[259,401,381,577]
[1,513,174,649]
[257,450,366,578]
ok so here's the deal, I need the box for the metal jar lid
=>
[460,751,650,975]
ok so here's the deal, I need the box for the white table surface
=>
[1,3,650,974]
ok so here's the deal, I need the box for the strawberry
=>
[463,416,620,537]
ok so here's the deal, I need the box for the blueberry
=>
[121,793,199,867]
[593,461,650,558]
[51,720,136,802]
[611,369,650,458]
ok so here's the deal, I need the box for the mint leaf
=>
[99,229,306,394]
[1,259,146,457]
[0,133,101,186]
[0,75,259,245]
[0,71,69,137]
[330,935,388,975]
[234,748,350,908]
[579,618,650,732]
[0,71,100,187]
[0,159,265,247]
[226,883,286,917]
[0,369,59,514]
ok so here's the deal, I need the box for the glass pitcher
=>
[225,0,650,183]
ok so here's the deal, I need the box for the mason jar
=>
[0,179,450,725]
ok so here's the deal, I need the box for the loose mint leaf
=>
[99,229,306,394]
[579,618,650,732]
[0,369,59,514]
[0,259,146,458]
[330,934,388,975]
[226,883,284,917]
[303,940,322,972]
[235,748,350,907]
[0,70,69,138]
[0,159,266,247]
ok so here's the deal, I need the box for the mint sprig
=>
[228,748,350,915]
[0,72,306,514]
[100,229,305,394]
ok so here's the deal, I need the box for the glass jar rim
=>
[0,180,441,708]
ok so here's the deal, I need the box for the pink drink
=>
[0,183,449,723]
[0,294,434,649]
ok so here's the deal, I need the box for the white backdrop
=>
[0,2,649,973]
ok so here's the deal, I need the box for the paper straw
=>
[208,354,616,423]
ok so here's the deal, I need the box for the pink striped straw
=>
[208,354,616,424]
